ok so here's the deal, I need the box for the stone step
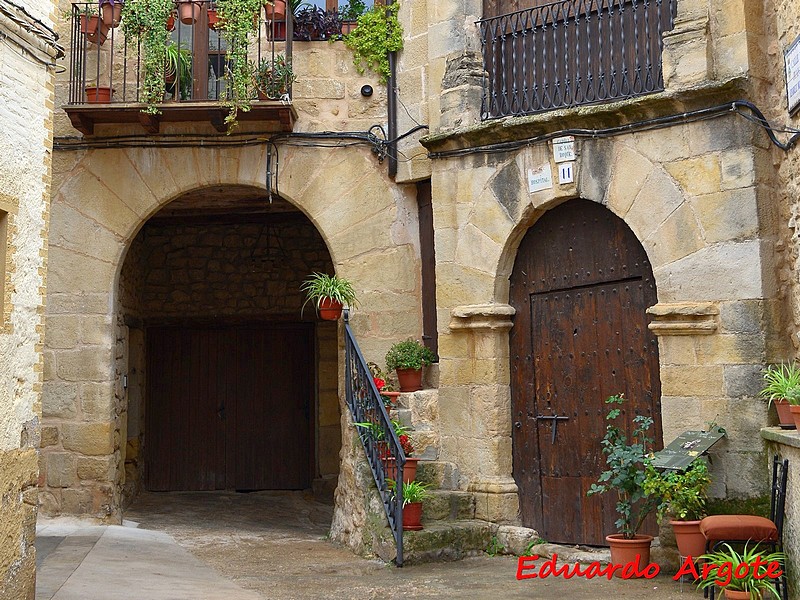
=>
[402,519,496,564]
[415,460,462,490]
[422,490,476,521]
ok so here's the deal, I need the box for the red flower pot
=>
[264,0,286,20]
[318,298,343,321]
[207,8,219,29]
[670,520,706,560]
[774,398,796,429]
[396,368,423,392]
[100,2,122,28]
[178,0,200,24]
[384,457,419,484]
[790,405,800,430]
[166,13,176,31]
[381,391,401,408]
[403,501,423,531]
[85,86,113,103]
[605,534,653,578]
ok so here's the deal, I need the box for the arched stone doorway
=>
[509,198,662,545]
[118,185,339,499]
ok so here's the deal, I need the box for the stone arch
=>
[42,143,422,519]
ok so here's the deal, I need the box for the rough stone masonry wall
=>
[0,0,58,597]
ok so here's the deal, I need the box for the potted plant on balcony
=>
[122,0,175,114]
[643,458,712,561]
[293,5,341,41]
[696,543,785,599]
[301,272,358,320]
[77,5,109,44]
[177,0,201,24]
[165,41,192,100]
[100,0,124,27]
[587,394,659,576]
[760,363,800,429]
[85,82,114,103]
[342,2,402,83]
[251,54,294,100]
[338,0,365,34]
[216,0,263,128]
[385,339,436,392]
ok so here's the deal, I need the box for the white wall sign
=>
[528,164,553,193]
[552,136,576,163]
[558,162,574,184]
[787,34,800,115]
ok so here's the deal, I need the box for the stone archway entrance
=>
[119,185,339,499]
[509,198,662,545]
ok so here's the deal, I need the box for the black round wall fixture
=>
[360,85,373,97]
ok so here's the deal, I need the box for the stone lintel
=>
[468,477,519,494]
[449,304,515,332]
[647,302,719,336]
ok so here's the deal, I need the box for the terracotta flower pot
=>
[318,298,343,321]
[670,520,706,560]
[166,13,176,31]
[85,86,113,103]
[178,0,200,24]
[100,2,123,28]
[605,534,653,578]
[774,398,796,429]
[381,391,401,408]
[264,0,286,20]
[403,501,423,531]
[82,15,108,45]
[384,457,419,484]
[396,368,423,392]
[340,20,357,35]
[789,405,800,430]
[207,8,219,29]
[723,591,753,600]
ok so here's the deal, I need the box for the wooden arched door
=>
[509,199,662,545]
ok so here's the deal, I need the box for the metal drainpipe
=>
[387,0,398,178]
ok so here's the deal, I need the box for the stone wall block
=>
[48,247,116,295]
[723,364,765,397]
[692,188,759,244]
[657,335,698,365]
[60,422,114,456]
[44,314,80,350]
[720,148,756,191]
[56,347,112,382]
[76,456,115,481]
[625,169,685,241]
[661,365,724,396]
[42,381,79,419]
[665,155,722,197]
[606,146,654,216]
[46,452,77,488]
[644,202,705,267]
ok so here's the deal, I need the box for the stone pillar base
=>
[469,477,520,523]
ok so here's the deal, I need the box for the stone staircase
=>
[383,382,539,564]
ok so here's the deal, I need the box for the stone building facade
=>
[39,0,800,580]
[0,0,60,597]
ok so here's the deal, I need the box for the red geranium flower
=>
[373,377,385,391]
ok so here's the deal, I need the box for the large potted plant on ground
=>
[643,458,712,561]
[760,363,800,429]
[385,339,436,392]
[696,543,785,599]
[587,394,658,575]
[301,272,358,320]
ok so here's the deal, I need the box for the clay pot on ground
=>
[318,298,343,321]
[396,368,422,392]
[178,0,200,24]
[605,534,653,578]
[670,520,706,560]
[774,399,795,429]
[85,86,113,103]
[723,591,752,600]
[384,457,419,484]
[403,502,423,531]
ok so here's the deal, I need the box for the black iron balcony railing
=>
[67,1,290,106]
[478,0,677,119]
[343,311,406,566]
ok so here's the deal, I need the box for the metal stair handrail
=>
[343,310,406,566]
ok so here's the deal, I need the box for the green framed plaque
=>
[651,427,726,471]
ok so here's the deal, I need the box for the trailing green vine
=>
[343,3,403,84]
[217,0,263,130]
[122,0,174,114]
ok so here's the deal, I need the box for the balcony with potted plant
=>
[63,0,297,135]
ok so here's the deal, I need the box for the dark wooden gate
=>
[509,199,661,545]
[145,324,313,491]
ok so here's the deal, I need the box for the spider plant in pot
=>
[251,54,295,100]
[587,394,659,576]
[643,458,711,561]
[301,272,358,320]
[759,363,800,429]
[389,479,429,531]
[696,543,785,599]
[385,339,436,392]
[164,41,192,100]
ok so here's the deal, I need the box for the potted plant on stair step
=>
[368,362,400,409]
[643,457,712,562]
[301,272,358,321]
[587,394,659,577]
[696,543,785,599]
[385,338,436,392]
[383,420,418,483]
[760,362,800,429]
[391,480,429,531]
